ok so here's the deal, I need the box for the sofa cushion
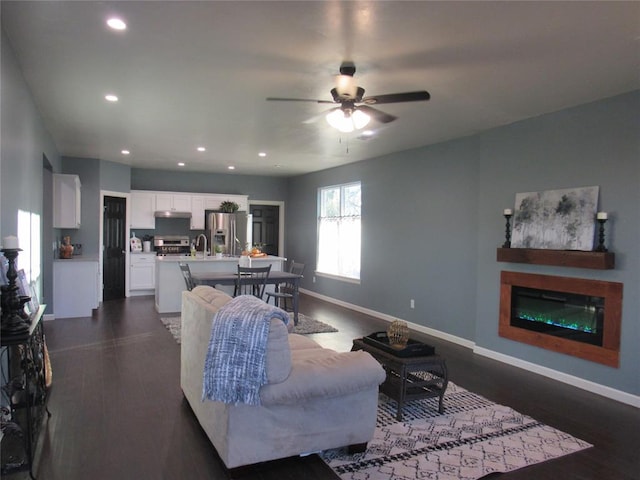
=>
[288,333,323,351]
[191,285,232,309]
[259,350,386,405]
[265,319,291,384]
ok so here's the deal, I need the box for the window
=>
[317,182,361,281]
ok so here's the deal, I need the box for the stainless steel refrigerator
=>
[205,211,252,256]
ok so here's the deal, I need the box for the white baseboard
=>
[43,313,55,321]
[474,346,640,408]
[300,288,475,349]
[300,288,639,409]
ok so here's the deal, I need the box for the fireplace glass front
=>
[510,286,604,346]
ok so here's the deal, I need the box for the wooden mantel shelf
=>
[496,248,615,270]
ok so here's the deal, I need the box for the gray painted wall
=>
[286,138,479,340]
[286,91,639,396]
[474,91,639,394]
[1,28,61,313]
[100,160,131,193]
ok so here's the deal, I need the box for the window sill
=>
[315,271,361,284]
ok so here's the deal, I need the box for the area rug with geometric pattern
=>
[160,312,337,344]
[320,382,591,480]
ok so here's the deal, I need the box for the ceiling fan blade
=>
[357,105,397,124]
[266,97,335,104]
[361,90,430,105]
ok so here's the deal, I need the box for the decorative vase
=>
[387,320,409,348]
[59,236,74,259]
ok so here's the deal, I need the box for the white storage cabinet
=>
[53,259,99,318]
[53,174,81,228]
[155,193,191,212]
[131,191,156,229]
[130,253,156,293]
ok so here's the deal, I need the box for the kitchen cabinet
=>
[190,194,249,230]
[130,190,249,230]
[190,196,206,230]
[155,193,191,212]
[53,174,81,228]
[130,191,156,228]
[53,259,99,318]
[130,253,156,293]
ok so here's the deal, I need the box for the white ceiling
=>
[2,1,639,177]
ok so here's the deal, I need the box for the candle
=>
[597,212,608,220]
[2,235,19,249]
[503,209,513,216]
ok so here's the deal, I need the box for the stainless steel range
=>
[154,235,190,256]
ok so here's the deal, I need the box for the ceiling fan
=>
[266,62,431,133]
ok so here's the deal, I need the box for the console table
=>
[1,306,50,479]
[352,337,448,421]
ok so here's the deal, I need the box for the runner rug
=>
[320,382,591,480]
[160,312,337,344]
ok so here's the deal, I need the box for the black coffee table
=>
[352,337,448,421]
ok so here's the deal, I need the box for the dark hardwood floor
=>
[14,294,640,479]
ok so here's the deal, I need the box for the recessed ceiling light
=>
[228,166,235,170]
[105,94,119,102]
[197,147,206,152]
[121,150,130,155]
[178,162,185,167]
[107,18,127,31]
[258,152,267,157]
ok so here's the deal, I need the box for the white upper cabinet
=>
[155,193,191,212]
[131,191,156,228]
[130,190,249,231]
[190,196,206,230]
[53,174,81,228]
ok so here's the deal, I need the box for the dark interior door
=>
[103,196,126,301]
[250,205,279,256]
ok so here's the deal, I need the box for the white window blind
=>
[317,182,361,280]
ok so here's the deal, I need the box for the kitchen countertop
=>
[54,255,99,262]
[156,255,286,262]
[154,254,287,313]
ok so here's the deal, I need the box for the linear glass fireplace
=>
[499,271,622,367]
[511,286,604,346]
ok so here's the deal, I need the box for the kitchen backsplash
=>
[135,218,204,242]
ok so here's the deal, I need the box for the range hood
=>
[154,210,192,219]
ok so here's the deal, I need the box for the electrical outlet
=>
[312,276,316,283]
[410,299,415,309]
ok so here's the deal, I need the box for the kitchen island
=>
[155,255,286,313]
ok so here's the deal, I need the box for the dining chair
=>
[234,265,272,299]
[265,261,305,312]
[179,263,196,291]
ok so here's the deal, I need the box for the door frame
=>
[99,190,131,302]
[248,200,285,257]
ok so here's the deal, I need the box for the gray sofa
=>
[180,286,386,471]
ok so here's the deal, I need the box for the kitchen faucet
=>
[196,234,207,258]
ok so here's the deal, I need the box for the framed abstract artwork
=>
[511,186,599,251]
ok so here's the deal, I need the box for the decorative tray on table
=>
[362,332,435,357]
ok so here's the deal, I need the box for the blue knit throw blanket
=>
[202,295,289,406]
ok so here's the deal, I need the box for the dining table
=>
[190,271,303,325]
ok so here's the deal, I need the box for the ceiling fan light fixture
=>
[326,108,370,133]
